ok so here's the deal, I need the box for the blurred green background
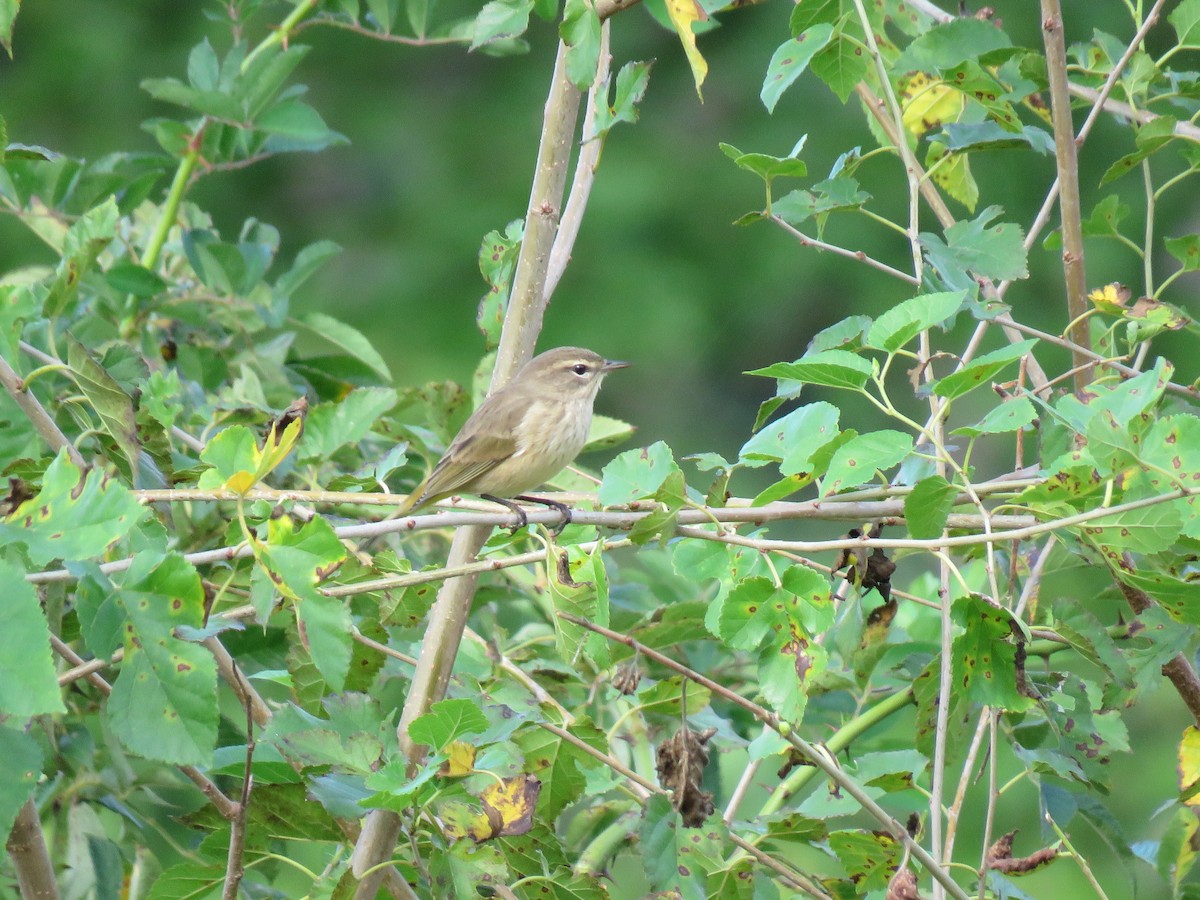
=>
[1,1,1196,895]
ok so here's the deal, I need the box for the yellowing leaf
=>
[471,774,541,841]
[1183,726,1200,805]
[440,741,477,777]
[902,73,965,137]
[1089,282,1132,314]
[665,0,708,99]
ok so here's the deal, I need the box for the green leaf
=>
[747,349,872,391]
[1100,115,1178,186]
[104,261,168,297]
[894,17,1012,71]
[810,32,870,103]
[790,0,838,35]
[932,121,1054,155]
[45,196,119,316]
[822,430,914,494]
[0,450,146,565]
[300,312,392,381]
[67,335,143,479]
[408,699,490,752]
[932,339,1038,400]
[905,475,958,539]
[760,24,835,113]
[197,425,258,490]
[717,576,782,650]
[263,696,389,773]
[515,720,607,819]
[951,595,1036,711]
[1166,234,1200,271]
[298,387,398,462]
[1081,502,1184,557]
[598,440,682,506]
[738,401,840,476]
[591,60,653,139]
[920,205,1028,283]
[0,726,42,840]
[140,76,244,121]
[472,0,533,49]
[257,514,351,688]
[258,100,345,151]
[641,795,725,899]
[951,396,1037,437]
[758,624,825,724]
[867,291,966,352]
[0,0,18,56]
[275,240,342,299]
[561,0,601,89]
[719,143,808,182]
[107,553,218,766]
[1171,0,1200,46]
[1120,571,1200,625]
[366,0,398,31]
[827,830,903,893]
[1082,194,1131,238]
[0,560,65,717]
[187,38,221,91]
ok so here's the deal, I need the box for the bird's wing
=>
[409,389,525,505]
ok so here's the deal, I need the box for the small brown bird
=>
[397,347,629,529]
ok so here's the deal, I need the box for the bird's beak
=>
[603,359,631,372]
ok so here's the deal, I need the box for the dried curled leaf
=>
[655,723,717,827]
[611,658,642,695]
[886,867,922,900]
[985,829,1059,875]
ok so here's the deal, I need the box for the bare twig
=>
[6,798,59,900]
[1040,0,1092,390]
[222,661,255,900]
[1116,579,1200,726]
[0,351,85,466]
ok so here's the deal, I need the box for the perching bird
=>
[396,346,629,529]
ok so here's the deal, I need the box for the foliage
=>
[2,1,1200,898]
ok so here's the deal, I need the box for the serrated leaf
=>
[747,349,872,391]
[738,401,840,476]
[0,0,18,57]
[952,396,1037,437]
[45,196,119,316]
[408,698,490,752]
[760,24,835,113]
[822,430,914,495]
[932,339,1038,400]
[0,726,42,840]
[921,205,1028,283]
[951,595,1036,711]
[1166,234,1200,271]
[298,387,398,462]
[275,240,341,299]
[590,60,653,139]
[0,560,66,717]
[561,0,601,89]
[0,450,146,565]
[867,291,966,352]
[472,0,533,49]
[1172,0,1200,46]
[107,553,218,766]
[598,440,681,506]
[811,33,870,103]
[905,475,958,539]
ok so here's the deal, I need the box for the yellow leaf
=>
[440,741,477,778]
[664,0,708,99]
[224,470,257,495]
[1180,726,1200,804]
[901,73,965,138]
[469,774,541,841]
[1088,282,1131,314]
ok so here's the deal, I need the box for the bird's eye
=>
[572,363,589,376]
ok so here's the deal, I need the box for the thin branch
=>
[49,635,240,820]
[6,798,59,900]
[770,215,920,284]
[1040,0,1093,390]
[0,351,86,466]
[206,637,273,729]
[561,614,968,899]
[222,660,255,900]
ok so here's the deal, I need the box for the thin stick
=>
[0,351,85,466]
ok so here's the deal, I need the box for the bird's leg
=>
[481,494,529,532]
[515,494,573,536]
